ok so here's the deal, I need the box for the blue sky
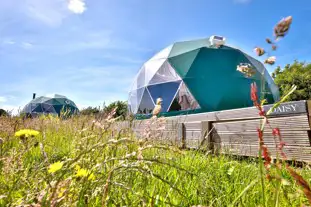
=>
[0,0,310,113]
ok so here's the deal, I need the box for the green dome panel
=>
[168,49,200,78]
[182,48,259,111]
[169,38,210,57]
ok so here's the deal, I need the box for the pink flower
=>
[251,83,258,102]
[272,128,281,136]
[259,110,265,117]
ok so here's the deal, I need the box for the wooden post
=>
[201,121,213,151]
[178,123,186,149]
[307,100,311,128]
[307,101,311,146]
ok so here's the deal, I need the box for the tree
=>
[80,106,100,115]
[272,61,311,101]
[0,109,8,117]
[104,101,128,120]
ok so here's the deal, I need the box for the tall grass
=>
[0,115,311,207]
[1,15,311,207]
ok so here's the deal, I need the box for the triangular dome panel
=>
[143,58,167,87]
[147,81,182,112]
[137,89,155,114]
[168,81,200,112]
[169,38,210,58]
[150,45,173,60]
[168,48,200,78]
[136,66,146,89]
[33,104,43,113]
[149,60,182,85]
[128,87,145,114]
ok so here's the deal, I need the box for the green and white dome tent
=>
[128,35,279,117]
[22,93,79,117]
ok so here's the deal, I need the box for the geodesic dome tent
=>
[22,94,79,117]
[128,36,279,116]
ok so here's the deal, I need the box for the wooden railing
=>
[115,100,311,162]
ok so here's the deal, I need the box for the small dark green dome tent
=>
[22,94,79,117]
[128,36,279,117]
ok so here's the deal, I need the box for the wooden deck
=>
[116,100,311,162]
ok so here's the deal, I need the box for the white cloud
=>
[24,0,68,26]
[76,103,90,110]
[0,97,7,103]
[2,40,16,45]
[0,0,87,27]
[0,105,21,116]
[21,42,33,49]
[68,0,86,14]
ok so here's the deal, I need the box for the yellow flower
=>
[48,161,63,174]
[75,168,95,180]
[15,129,40,138]
[75,164,81,171]
[88,173,95,181]
[58,187,66,198]
[75,168,88,177]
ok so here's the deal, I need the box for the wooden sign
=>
[263,100,307,116]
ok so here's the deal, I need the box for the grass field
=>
[0,114,311,207]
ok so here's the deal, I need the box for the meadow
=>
[0,112,311,207]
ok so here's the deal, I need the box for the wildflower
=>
[286,165,311,204]
[257,128,263,143]
[266,38,273,44]
[75,168,88,177]
[274,16,293,39]
[264,56,276,65]
[251,83,258,102]
[58,187,66,198]
[15,129,40,139]
[88,173,96,181]
[257,128,272,169]
[251,83,265,116]
[262,145,271,168]
[254,47,265,56]
[237,63,256,77]
[272,45,277,51]
[272,128,287,159]
[106,107,118,121]
[75,168,95,181]
[259,110,265,117]
[279,141,286,149]
[272,128,281,136]
[48,161,63,174]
